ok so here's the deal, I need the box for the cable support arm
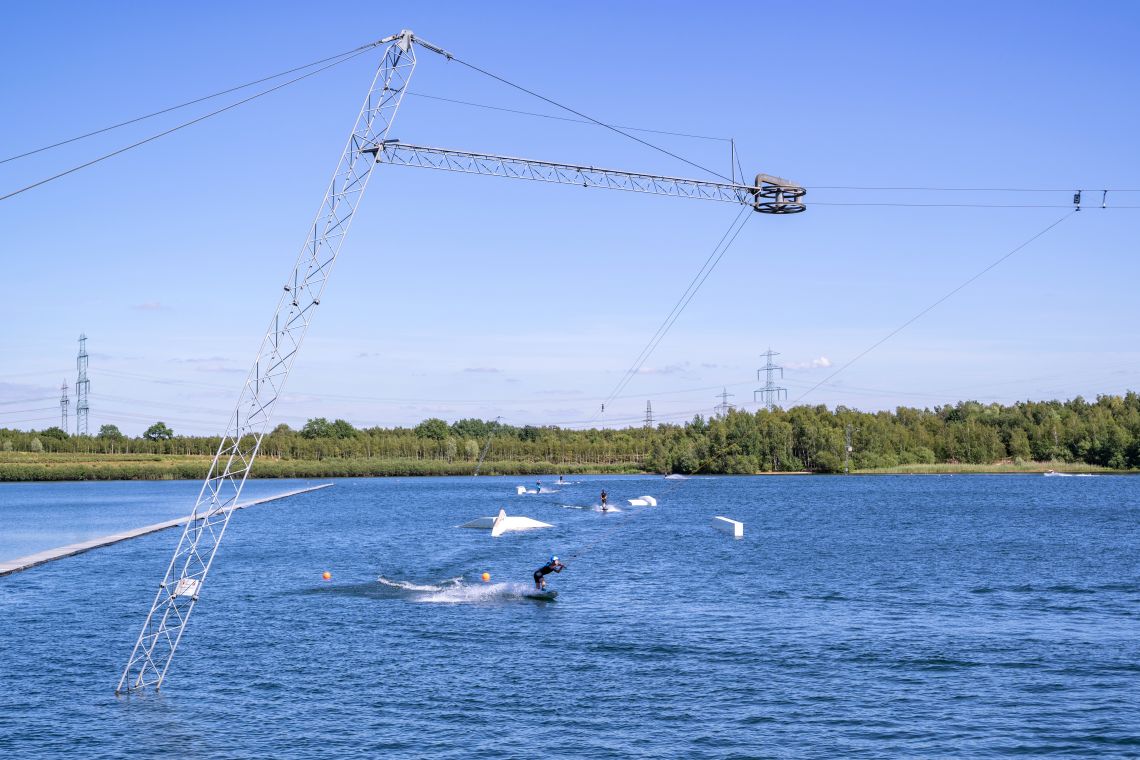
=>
[365,141,805,213]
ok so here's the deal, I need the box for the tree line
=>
[2,393,1139,473]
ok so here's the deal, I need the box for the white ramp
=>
[712,515,744,538]
[492,508,553,537]
[627,495,658,506]
[462,509,553,536]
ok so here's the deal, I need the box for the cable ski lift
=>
[117,28,805,695]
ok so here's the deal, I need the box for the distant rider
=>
[533,555,565,590]
[600,489,608,511]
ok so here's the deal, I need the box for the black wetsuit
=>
[533,560,563,588]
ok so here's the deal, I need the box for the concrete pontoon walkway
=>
[0,483,333,577]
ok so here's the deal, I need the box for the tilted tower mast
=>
[118,31,429,695]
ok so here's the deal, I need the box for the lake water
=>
[0,474,1137,758]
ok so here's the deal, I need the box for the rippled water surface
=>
[1,474,1137,758]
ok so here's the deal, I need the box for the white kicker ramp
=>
[712,515,744,538]
[627,495,658,506]
[461,509,553,536]
[492,508,553,537]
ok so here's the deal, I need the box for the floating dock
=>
[0,483,333,577]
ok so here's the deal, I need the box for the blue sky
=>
[2,1,1138,435]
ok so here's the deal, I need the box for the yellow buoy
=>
[481,572,491,582]
[322,571,332,581]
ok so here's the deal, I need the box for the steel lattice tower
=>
[714,387,735,417]
[644,401,653,428]
[753,348,786,411]
[75,334,90,435]
[60,380,70,430]
[117,31,425,695]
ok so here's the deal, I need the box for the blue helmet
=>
[550,555,558,563]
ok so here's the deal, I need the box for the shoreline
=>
[0,455,1128,482]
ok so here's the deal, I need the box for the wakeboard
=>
[525,589,559,601]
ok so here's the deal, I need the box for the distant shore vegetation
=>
[1,393,1138,481]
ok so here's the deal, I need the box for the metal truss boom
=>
[116,30,429,695]
[367,141,806,213]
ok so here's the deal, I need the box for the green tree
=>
[415,418,449,440]
[301,418,334,439]
[329,419,357,439]
[29,437,44,452]
[143,422,174,441]
[98,424,124,439]
[40,426,69,440]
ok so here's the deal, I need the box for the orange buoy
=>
[481,572,491,582]
[322,571,332,581]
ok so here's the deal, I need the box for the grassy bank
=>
[0,453,1131,482]
[0,453,646,482]
[853,460,1118,475]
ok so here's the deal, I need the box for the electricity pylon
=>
[753,348,786,411]
[75,334,90,435]
[60,380,69,430]
[714,387,734,417]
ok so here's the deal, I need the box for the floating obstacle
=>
[459,508,553,537]
[515,485,539,494]
[712,515,744,538]
[664,474,687,480]
[626,495,658,506]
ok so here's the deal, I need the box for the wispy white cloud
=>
[192,364,244,374]
[786,356,833,370]
[464,367,500,374]
[636,362,690,376]
[132,301,165,311]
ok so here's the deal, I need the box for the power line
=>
[0,416,58,426]
[810,185,1140,193]
[811,201,1140,209]
[0,406,58,415]
[0,46,378,203]
[0,40,386,166]
[792,210,1078,404]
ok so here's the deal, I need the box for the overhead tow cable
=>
[0,39,387,166]
[0,45,378,203]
